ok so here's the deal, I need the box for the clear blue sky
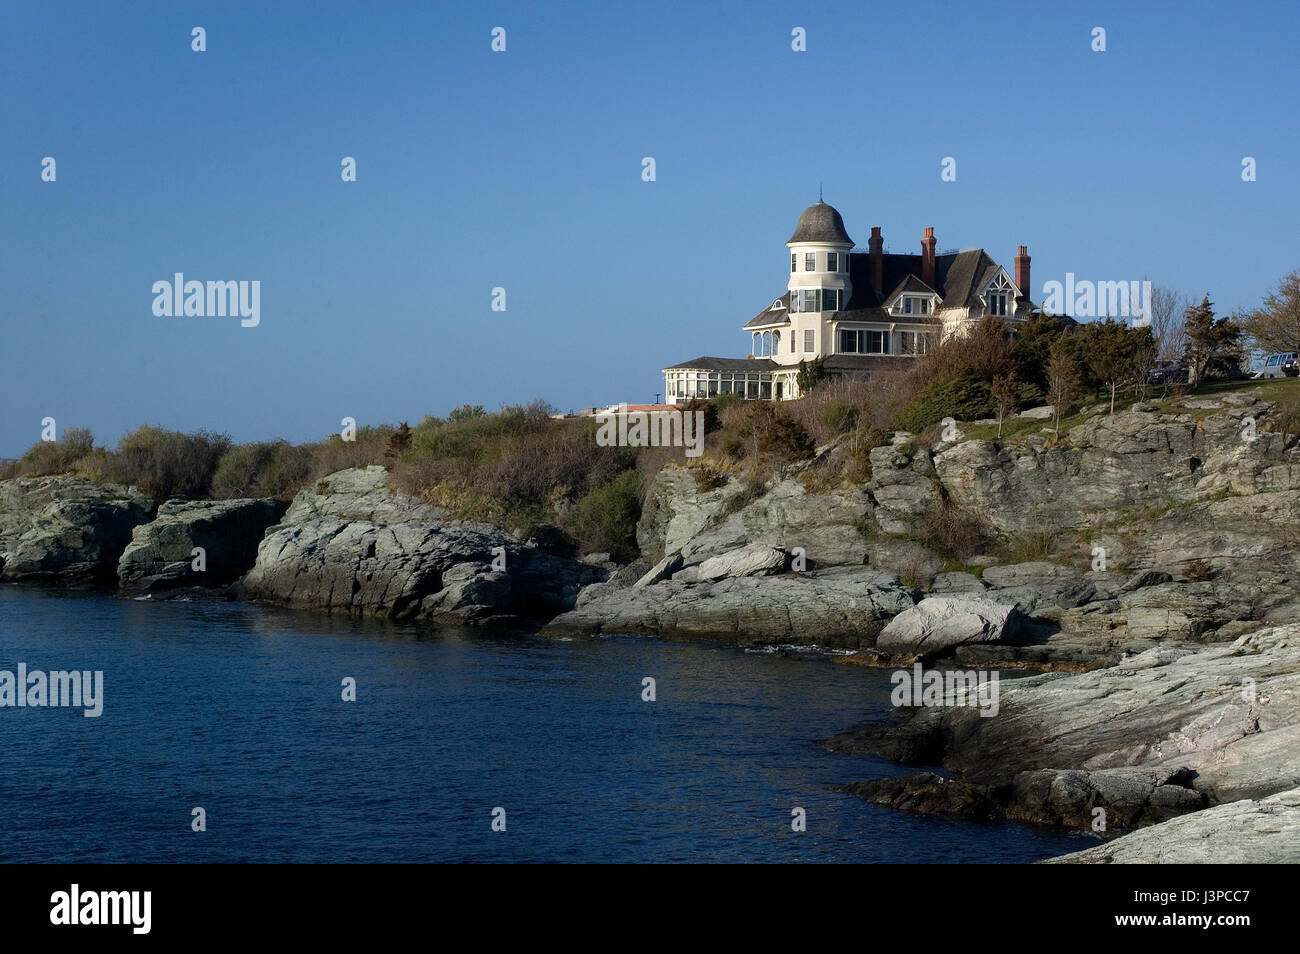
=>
[2,0,1296,455]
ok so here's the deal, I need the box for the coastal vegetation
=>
[2,280,1294,563]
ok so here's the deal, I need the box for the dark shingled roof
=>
[823,248,996,324]
[743,292,791,329]
[662,356,779,372]
[786,201,854,246]
[736,242,1021,335]
[883,273,939,302]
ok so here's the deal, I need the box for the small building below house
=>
[663,200,1035,403]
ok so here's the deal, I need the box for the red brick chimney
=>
[868,226,883,293]
[921,227,936,287]
[1015,245,1031,298]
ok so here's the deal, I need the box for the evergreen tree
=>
[796,357,826,395]
[1182,296,1242,388]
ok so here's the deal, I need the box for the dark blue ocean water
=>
[0,586,1089,863]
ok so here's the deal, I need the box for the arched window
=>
[762,331,772,355]
[752,331,760,355]
[773,331,781,353]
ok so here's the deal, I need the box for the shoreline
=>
[4,389,1300,862]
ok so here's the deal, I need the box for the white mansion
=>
[663,200,1033,403]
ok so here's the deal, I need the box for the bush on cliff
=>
[92,425,232,500]
[390,402,635,534]
[1,427,96,479]
[891,378,996,433]
[211,440,314,500]
[560,468,643,560]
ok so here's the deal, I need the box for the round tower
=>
[781,200,853,366]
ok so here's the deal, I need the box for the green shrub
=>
[211,440,314,499]
[818,402,861,435]
[561,469,643,559]
[448,404,486,423]
[892,378,995,433]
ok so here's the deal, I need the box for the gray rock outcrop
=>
[542,566,914,648]
[636,469,872,567]
[242,466,604,624]
[117,497,288,593]
[1047,787,1300,864]
[0,476,156,586]
[827,625,1300,807]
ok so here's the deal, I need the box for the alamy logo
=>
[152,273,260,327]
[595,408,705,458]
[0,663,103,717]
[1040,274,1152,322]
[890,663,1000,717]
[50,884,150,934]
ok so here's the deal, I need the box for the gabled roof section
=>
[935,249,998,310]
[883,273,939,305]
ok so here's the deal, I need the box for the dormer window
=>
[981,271,1015,317]
[892,295,934,317]
[805,252,816,271]
[827,252,838,272]
[770,299,784,311]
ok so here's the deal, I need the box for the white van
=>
[1257,352,1298,378]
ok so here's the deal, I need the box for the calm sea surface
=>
[0,586,1088,863]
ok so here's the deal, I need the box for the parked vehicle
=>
[1256,352,1299,378]
[1148,361,1186,384]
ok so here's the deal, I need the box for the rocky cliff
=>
[4,386,1299,860]
[546,387,1300,860]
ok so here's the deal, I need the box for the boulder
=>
[875,595,1022,658]
[689,543,787,581]
[634,552,683,587]
[1017,405,1055,419]
[117,497,288,593]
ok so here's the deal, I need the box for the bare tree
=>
[1047,346,1083,439]
[992,372,1019,439]
[1148,285,1189,363]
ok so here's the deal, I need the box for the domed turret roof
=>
[786,200,853,245]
